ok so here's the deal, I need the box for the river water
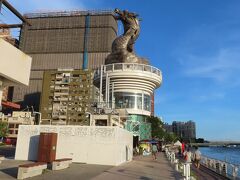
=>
[199,146,240,165]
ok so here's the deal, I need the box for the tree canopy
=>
[0,122,9,138]
[147,116,179,143]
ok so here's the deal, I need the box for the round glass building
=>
[94,63,162,140]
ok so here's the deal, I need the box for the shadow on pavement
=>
[139,176,152,180]
[0,146,16,158]
[1,167,18,179]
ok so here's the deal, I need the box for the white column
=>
[183,163,191,180]
[107,77,110,108]
[112,82,115,109]
[105,73,108,107]
[0,80,3,111]
[99,65,103,103]
[232,165,238,178]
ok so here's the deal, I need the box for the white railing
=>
[165,147,191,180]
[95,63,162,79]
[201,155,240,179]
[164,148,240,180]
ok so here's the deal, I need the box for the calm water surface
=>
[199,146,240,165]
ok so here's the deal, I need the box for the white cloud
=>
[180,48,240,83]
[196,92,225,102]
[174,18,240,87]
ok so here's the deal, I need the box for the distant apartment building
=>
[0,111,34,140]
[40,69,98,125]
[164,120,196,141]
[13,10,117,110]
[163,123,173,133]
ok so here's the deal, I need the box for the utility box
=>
[37,132,57,162]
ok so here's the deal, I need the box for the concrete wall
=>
[15,125,133,166]
[0,38,32,86]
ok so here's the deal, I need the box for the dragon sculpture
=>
[105,9,148,64]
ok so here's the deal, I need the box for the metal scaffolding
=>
[24,9,115,19]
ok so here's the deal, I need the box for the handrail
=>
[164,147,240,179]
[95,63,162,78]
[201,155,240,178]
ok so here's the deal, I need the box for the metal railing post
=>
[232,165,238,178]
[183,163,191,180]
[174,159,179,171]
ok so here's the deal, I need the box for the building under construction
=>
[13,10,118,110]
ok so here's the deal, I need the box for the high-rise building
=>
[172,120,196,141]
[40,69,97,125]
[13,10,117,110]
[163,123,173,133]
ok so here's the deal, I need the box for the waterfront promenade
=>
[1,146,231,179]
[93,153,181,180]
[0,147,181,180]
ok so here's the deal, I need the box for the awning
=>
[1,101,20,109]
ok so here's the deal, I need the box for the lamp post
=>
[33,111,41,125]
[85,112,92,126]
[31,106,41,125]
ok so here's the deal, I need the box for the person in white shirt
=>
[183,148,192,163]
[194,146,201,169]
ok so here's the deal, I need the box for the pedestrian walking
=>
[181,141,185,156]
[152,144,158,160]
[194,146,201,169]
[183,148,192,163]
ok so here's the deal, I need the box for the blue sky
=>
[2,0,240,140]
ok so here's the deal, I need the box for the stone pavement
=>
[92,153,182,180]
[0,150,181,180]
[0,159,112,180]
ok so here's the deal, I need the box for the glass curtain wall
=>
[114,92,151,111]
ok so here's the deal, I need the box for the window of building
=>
[114,92,142,110]
[9,124,15,128]
[144,94,151,111]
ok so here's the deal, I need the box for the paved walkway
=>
[1,146,227,180]
[0,159,112,180]
[0,147,182,180]
[0,151,181,180]
[92,153,181,180]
